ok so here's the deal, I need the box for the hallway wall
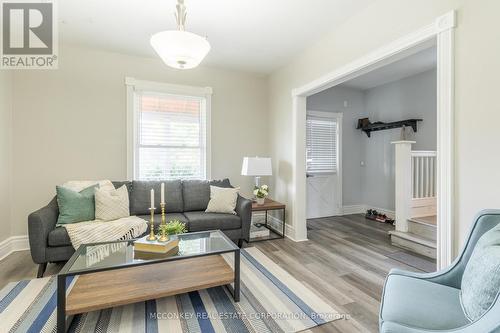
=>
[306,69,437,213]
[362,68,437,211]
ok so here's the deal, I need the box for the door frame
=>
[306,110,343,218]
[290,11,456,269]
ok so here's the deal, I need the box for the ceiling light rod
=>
[175,0,187,31]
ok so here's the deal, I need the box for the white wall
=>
[269,0,500,254]
[0,71,12,242]
[306,69,436,212]
[0,71,12,243]
[362,69,437,210]
[10,45,269,237]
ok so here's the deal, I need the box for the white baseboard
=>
[341,204,395,219]
[342,205,365,215]
[0,235,29,261]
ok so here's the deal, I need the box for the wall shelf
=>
[356,118,422,137]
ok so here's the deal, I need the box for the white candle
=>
[150,189,155,209]
[161,183,165,204]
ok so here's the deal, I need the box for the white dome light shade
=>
[150,30,210,70]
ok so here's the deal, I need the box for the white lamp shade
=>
[241,157,272,176]
[150,30,211,70]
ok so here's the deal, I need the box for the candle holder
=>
[158,203,169,242]
[147,207,157,241]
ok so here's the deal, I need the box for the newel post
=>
[392,141,415,232]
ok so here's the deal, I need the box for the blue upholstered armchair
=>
[379,210,500,333]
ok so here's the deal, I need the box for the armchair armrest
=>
[235,195,252,242]
[381,292,500,333]
[387,264,462,289]
[27,197,59,264]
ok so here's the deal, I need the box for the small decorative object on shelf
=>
[254,184,269,205]
[400,125,408,140]
[250,223,270,238]
[365,209,395,224]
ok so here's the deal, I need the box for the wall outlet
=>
[360,161,365,167]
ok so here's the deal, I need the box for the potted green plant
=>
[253,184,269,205]
[157,219,187,238]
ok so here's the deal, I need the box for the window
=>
[127,78,211,180]
[306,114,339,174]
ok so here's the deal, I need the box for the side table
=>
[248,198,286,243]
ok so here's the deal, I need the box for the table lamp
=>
[241,157,272,189]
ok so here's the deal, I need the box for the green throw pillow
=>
[56,185,99,225]
[460,223,500,321]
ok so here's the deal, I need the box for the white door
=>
[306,111,342,219]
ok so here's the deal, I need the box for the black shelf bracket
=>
[356,118,423,137]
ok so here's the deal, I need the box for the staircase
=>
[390,141,437,259]
[389,215,436,258]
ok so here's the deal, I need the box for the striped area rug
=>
[0,247,339,332]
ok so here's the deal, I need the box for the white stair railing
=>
[411,151,437,199]
[392,141,438,232]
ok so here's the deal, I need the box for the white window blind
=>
[135,91,207,180]
[306,116,338,174]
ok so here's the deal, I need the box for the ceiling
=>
[59,0,376,74]
[340,46,437,90]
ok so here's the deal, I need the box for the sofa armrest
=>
[28,197,59,264]
[235,195,252,242]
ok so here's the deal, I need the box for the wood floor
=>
[0,214,435,332]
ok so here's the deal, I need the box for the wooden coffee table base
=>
[57,254,239,332]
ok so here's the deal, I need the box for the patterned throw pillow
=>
[56,185,98,225]
[95,185,130,221]
[460,223,500,321]
[205,186,239,215]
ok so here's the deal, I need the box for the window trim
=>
[126,77,212,180]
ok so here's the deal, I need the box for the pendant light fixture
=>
[150,0,210,69]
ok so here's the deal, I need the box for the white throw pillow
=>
[95,185,130,221]
[205,186,239,215]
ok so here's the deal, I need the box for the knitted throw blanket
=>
[62,216,148,249]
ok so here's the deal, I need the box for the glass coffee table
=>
[56,230,240,333]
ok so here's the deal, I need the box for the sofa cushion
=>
[48,226,72,247]
[460,223,500,321]
[184,211,241,232]
[137,213,189,231]
[380,274,469,331]
[182,179,231,212]
[130,180,183,215]
[50,213,190,247]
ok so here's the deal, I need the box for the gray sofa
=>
[28,179,252,277]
